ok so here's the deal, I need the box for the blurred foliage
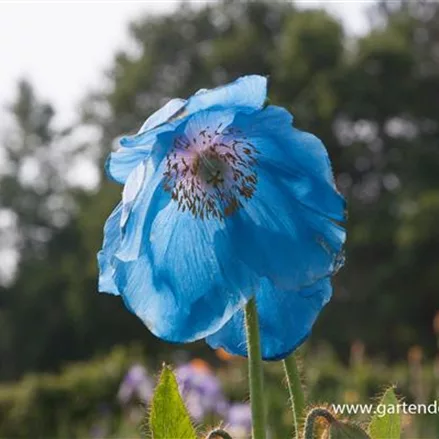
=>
[0,346,141,438]
[0,345,438,438]
[0,0,439,381]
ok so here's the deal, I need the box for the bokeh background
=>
[1,0,438,437]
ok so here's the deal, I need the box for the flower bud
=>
[205,429,233,439]
[304,407,370,439]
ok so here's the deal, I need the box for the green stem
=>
[283,354,306,438]
[244,297,266,439]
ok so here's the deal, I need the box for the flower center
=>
[163,124,258,219]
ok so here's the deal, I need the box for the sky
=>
[0,1,374,129]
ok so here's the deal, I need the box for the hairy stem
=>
[283,354,306,437]
[244,298,266,439]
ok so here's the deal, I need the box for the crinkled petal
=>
[105,147,151,185]
[185,75,267,114]
[180,107,239,145]
[97,203,122,296]
[116,160,166,262]
[226,168,345,291]
[122,76,267,153]
[223,106,346,290]
[234,105,345,222]
[120,160,147,227]
[113,200,258,342]
[139,98,187,133]
[106,122,179,184]
[106,76,267,184]
[116,107,241,262]
[206,277,332,360]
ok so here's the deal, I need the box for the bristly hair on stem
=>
[244,297,267,439]
[283,354,306,438]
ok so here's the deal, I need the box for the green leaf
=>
[149,365,197,439]
[368,387,401,439]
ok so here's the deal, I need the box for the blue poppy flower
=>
[97,75,346,360]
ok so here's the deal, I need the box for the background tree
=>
[1,0,438,380]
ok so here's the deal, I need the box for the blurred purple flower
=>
[89,424,107,439]
[89,404,111,439]
[226,403,252,437]
[175,359,227,421]
[117,364,153,405]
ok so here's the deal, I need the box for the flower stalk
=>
[283,354,306,438]
[244,298,266,439]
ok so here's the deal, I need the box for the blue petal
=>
[116,107,242,262]
[226,168,345,291]
[180,108,239,144]
[206,277,332,360]
[223,106,346,290]
[234,105,345,222]
[139,98,187,133]
[97,203,122,296]
[113,200,258,342]
[105,146,151,184]
[116,160,166,262]
[106,121,180,184]
[106,76,267,184]
[120,160,149,228]
[185,75,267,114]
[126,76,266,151]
